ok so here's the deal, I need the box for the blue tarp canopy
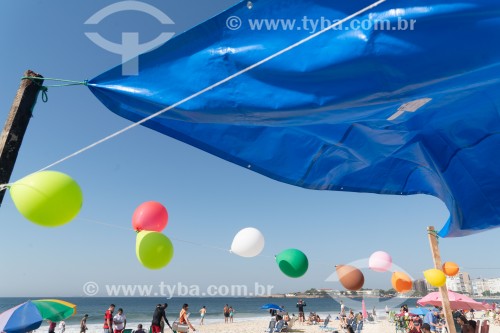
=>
[88,0,500,237]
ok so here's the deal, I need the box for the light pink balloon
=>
[369,251,392,272]
[132,201,168,232]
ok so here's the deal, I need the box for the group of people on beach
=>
[89,302,237,333]
[222,304,235,324]
[393,304,481,333]
[338,301,365,333]
[98,303,195,333]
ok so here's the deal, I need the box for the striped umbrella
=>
[0,299,76,333]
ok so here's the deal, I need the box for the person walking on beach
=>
[80,314,89,333]
[340,301,346,317]
[104,304,115,333]
[296,299,306,323]
[152,303,172,333]
[178,304,196,332]
[48,320,57,333]
[58,321,66,333]
[229,306,235,323]
[199,306,206,325]
[113,308,127,333]
[223,304,230,323]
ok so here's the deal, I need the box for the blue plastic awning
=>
[88,0,500,237]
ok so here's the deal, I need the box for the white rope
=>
[38,0,386,172]
[78,216,337,262]
[78,217,231,253]
[0,184,9,191]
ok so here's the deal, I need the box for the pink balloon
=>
[132,201,168,232]
[369,251,392,272]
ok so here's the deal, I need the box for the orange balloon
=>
[391,271,413,293]
[442,262,459,277]
[336,265,365,291]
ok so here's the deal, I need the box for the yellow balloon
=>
[423,268,447,287]
[136,231,174,269]
[10,171,83,227]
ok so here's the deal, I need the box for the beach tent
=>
[88,0,500,238]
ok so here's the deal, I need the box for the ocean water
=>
[0,296,492,333]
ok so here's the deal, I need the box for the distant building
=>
[413,279,428,294]
[318,288,334,293]
[487,278,500,294]
[446,272,473,294]
[426,281,438,292]
[472,278,489,296]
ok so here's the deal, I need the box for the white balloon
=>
[230,227,265,257]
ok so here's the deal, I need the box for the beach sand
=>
[185,316,500,333]
[38,314,500,333]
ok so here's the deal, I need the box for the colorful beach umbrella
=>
[0,299,76,333]
[417,291,487,310]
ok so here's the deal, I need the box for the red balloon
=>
[132,201,168,232]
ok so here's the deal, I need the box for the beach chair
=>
[123,329,133,333]
[480,319,490,333]
[265,319,276,333]
[319,315,331,330]
[274,320,286,333]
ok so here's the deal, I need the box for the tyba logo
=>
[85,1,175,75]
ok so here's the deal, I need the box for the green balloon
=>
[136,231,174,269]
[10,171,83,227]
[276,248,309,278]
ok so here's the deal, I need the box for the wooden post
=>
[427,226,457,333]
[0,70,44,205]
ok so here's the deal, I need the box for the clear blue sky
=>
[1,0,499,297]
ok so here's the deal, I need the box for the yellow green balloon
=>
[10,171,83,227]
[423,268,447,287]
[136,231,174,269]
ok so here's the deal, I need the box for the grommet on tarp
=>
[247,1,253,9]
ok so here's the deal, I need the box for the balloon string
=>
[34,0,386,173]
[77,216,334,263]
[77,217,134,232]
[169,237,230,253]
[78,217,230,253]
